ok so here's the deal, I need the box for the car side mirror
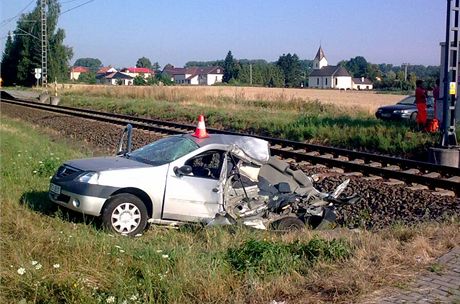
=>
[173,165,193,177]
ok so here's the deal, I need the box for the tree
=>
[74,58,102,72]
[0,0,72,86]
[341,56,369,78]
[276,53,302,87]
[133,75,147,85]
[77,72,96,84]
[223,51,239,83]
[1,32,16,85]
[136,57,152,69]
[152,62,161,71]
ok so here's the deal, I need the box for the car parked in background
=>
[375,95,434,122]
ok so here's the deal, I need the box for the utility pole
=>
[40,0,48,88]
[431,0,459,167]
[441,0,458,147]
[249,63,253,86]
[402,63,409,81]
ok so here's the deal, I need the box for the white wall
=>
[335,76,352,90]
[70,71,81,80]
[352,83,373,90]
[206,74,223,85]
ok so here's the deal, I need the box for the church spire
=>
[314,46,326,61]
[313,46,328,70]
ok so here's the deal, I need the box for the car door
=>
[162,150,226,222]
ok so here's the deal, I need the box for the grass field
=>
[57,84,439,157]
[1,116,459,303]
[61,84,405,114]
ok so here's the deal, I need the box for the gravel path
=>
[363,247,460,304]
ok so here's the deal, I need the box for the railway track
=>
[1,95,459,195]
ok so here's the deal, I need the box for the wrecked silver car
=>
[49,124,357,235]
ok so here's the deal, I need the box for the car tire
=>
[102,193,148,236]
[274,217,305,231]
[410,112,417,122]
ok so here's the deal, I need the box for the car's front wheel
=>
[273,216,305,231]
[102,193,148,236]
[410,112,418,122]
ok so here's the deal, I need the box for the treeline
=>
[186,51,439,90]
[1,0,72,86]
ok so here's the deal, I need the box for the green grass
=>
[59,93,439,158]
[1,116,459,303]
[0,117,354,303]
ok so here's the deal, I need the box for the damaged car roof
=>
[184,133,271,165]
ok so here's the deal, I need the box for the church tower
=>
[313,46,328,70]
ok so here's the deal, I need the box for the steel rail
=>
[1,97,459,194]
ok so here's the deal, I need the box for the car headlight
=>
[78,172,99,184]
[394,110,402,114]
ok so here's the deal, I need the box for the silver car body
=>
[49,134,271,224]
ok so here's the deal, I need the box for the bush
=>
[226,237,352,276]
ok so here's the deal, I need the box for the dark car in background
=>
[375,95,434,122]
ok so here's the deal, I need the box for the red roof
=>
[97,66,115,74]
[71,66,89,73]
[163,66,223,76]
[121,67,153,74]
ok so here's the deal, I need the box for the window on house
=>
[325,78,328,86]
[335,78,338,86]
[317,78,319,85]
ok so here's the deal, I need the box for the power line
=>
[0,0,35,27]
[60,0,96,15]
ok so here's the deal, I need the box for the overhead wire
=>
[0,0,35,27]
[1,0,96,41]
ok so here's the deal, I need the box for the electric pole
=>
[402,63,409,81]
[440,0,458,147]
[249,63,253,86]
[40,0,48,88]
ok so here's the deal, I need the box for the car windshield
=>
[125,136,199,166]
[397,96,415,105]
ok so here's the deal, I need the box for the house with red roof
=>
[120,67,154,79]
[162,66,223,85]
[96,66,117,75]
[96,71,134,85]
[69,66,89,80]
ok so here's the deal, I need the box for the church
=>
[308,47,371,90]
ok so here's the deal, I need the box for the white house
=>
[163,66,224,85]
[352,77,373,90]
[120,67,154,79]
[96,66,117,75]
[69,66,89,80]
[96,71,133,85]
[308,47,353,90]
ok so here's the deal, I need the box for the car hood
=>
[378,104,415,111]
[65,156,152,172]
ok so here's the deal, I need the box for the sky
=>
[0,0,446,68]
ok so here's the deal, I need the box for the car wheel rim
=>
[111,202,141,234]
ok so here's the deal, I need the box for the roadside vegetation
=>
[1,116,459,303]
[59,85,438,158]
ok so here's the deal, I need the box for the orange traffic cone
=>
[192,114,209,138]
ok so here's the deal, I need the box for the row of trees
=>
[188,51,439,90]
[1,0,73,86]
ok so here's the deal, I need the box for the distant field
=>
[62,84,406,114]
